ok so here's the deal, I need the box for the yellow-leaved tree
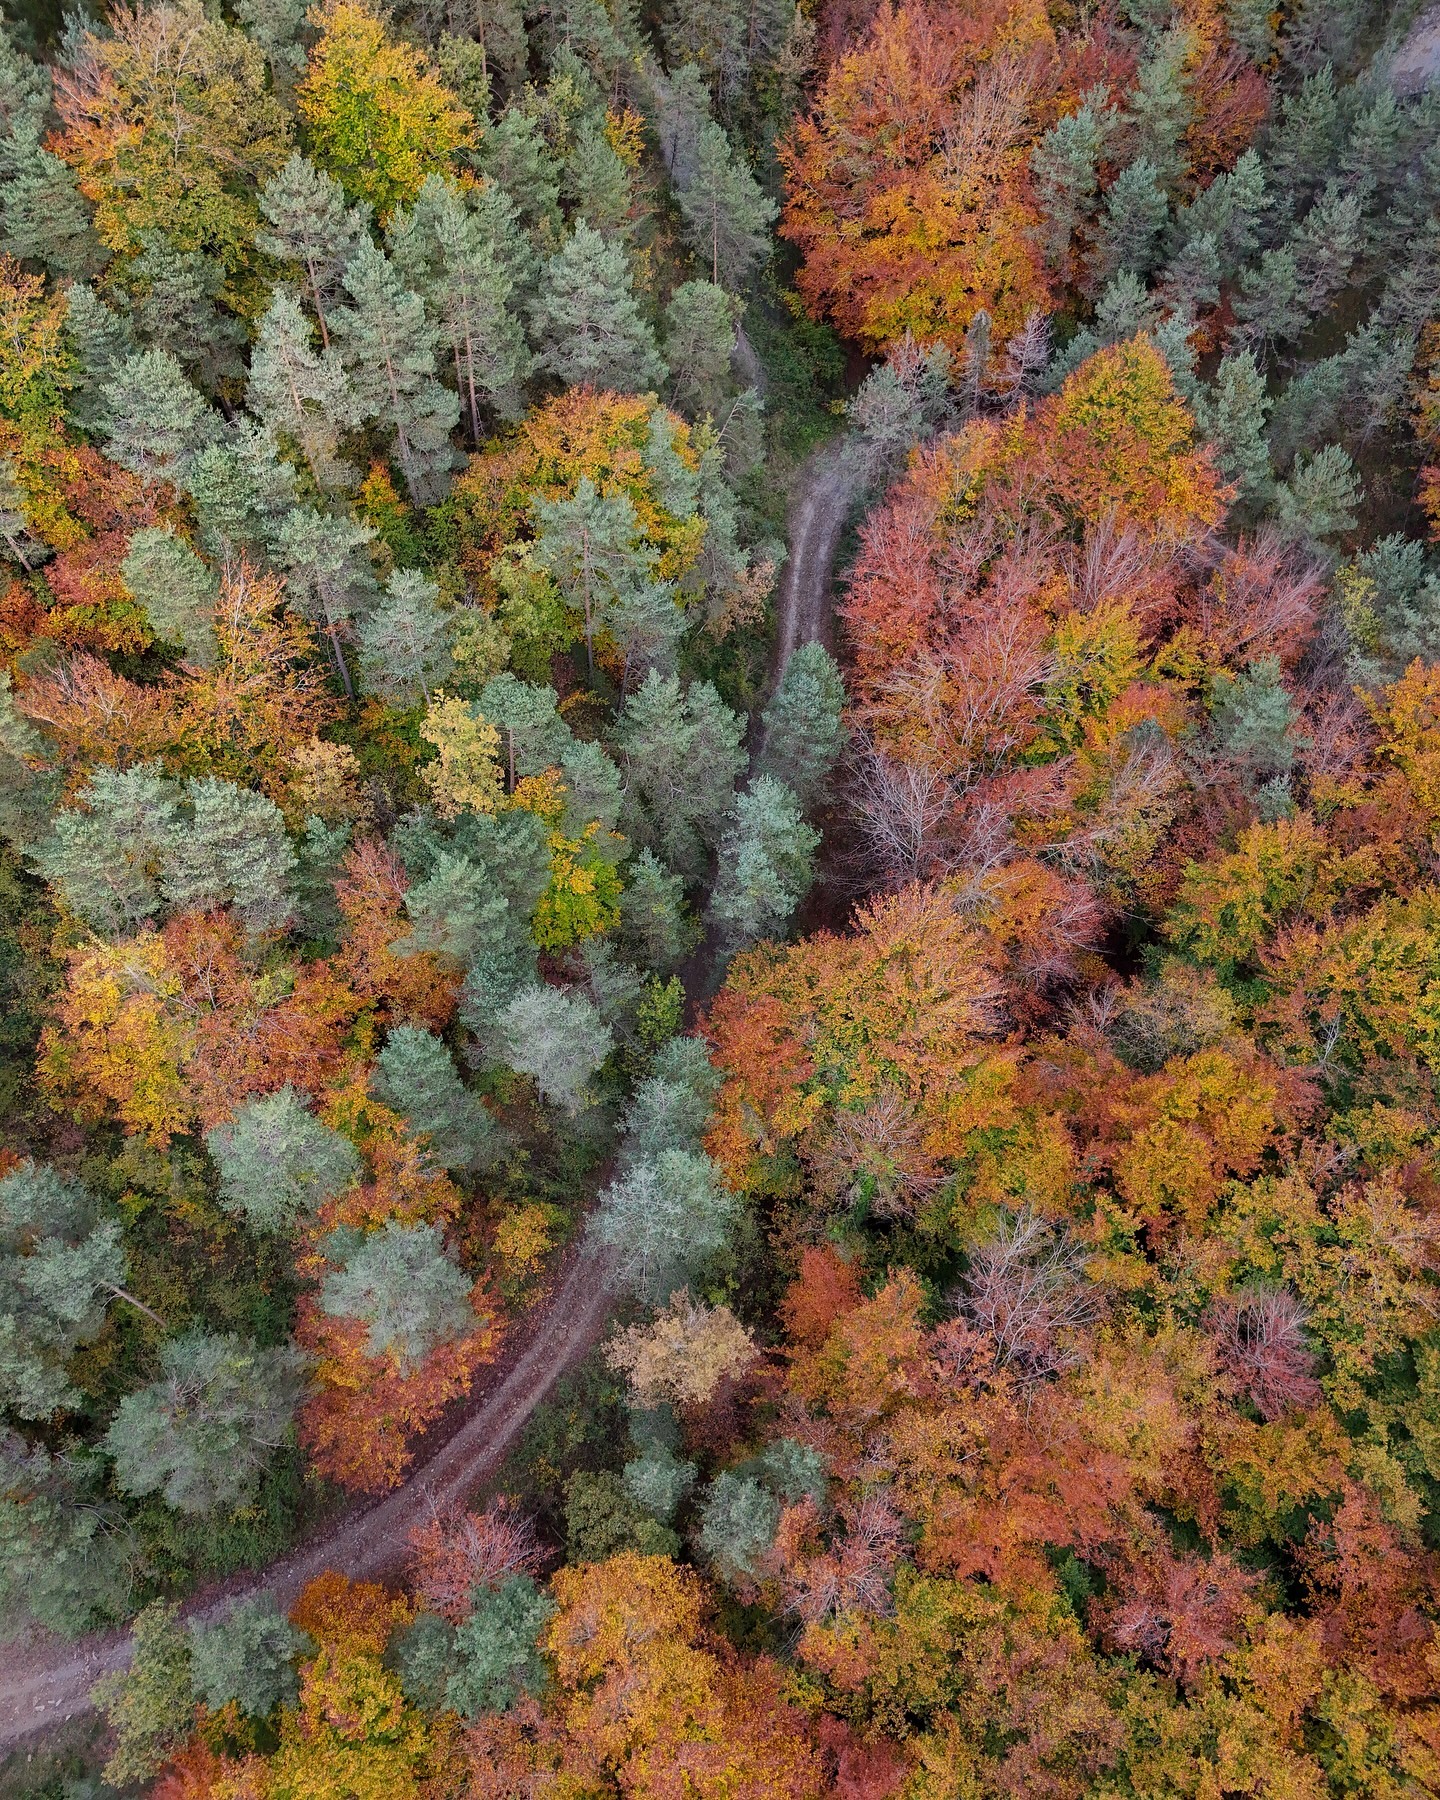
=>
[297,0,475,217]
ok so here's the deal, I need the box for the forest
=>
[1,0,1440,1789]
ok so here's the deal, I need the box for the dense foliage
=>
[6,0,1440,1793]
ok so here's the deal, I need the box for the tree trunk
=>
[328,622,355,698]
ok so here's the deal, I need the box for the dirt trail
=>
[771,440,867,679]
[0,433,863,1755]
[0,1249,617,1747]
[1392,3,1440,92]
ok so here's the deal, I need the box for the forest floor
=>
[0,430,861,1757]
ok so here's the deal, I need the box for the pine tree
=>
[64,283,135,434]
[163,778,298,932]
[708,775,819,953]
[477,106,564,237]
[0,20,50,141]
[274,506,378,696]
[205,1087,362,1233]
[621,1035,721,1162]
[1209,654,1303,788]
[102,1330,307,1514]
[560,738,625,839]
[698,1470,779,1580]
[446,1576,554,1716]
[332,239,460,504]
[246,289,359,490]
[664,280,741,420]
[188,1597,308,1720]
[530,223,667,395]
[319,1220,474,1370]
[1157,232,1221,320]
[1272,442,1361,546]
[100,349,216,487]
[619,848,697,971]
[0,1429,133,1638]
[1263,63,1340,212]
[1125,27,1194,192]
[415,0,527,94]
[1091,157,1169,285]
[616,671,746,882]
[121,526,219,667]
[405,851,525,972]
[588,1148,737,1299]
[1228,247,1308,355]
[387,175,531,441]
[0,1162,164,1421]
[235,0,308,86]
[1198,352,1273,505]
[493,983,614,1113]
[0,455,40,571]
[757,642,847,812]
[371,1025,497,1170]
[1172,149,1268,279]
[566,116,636,242]
[358,567,454,703]
[257,152,372,347]
[609,577,687,685]
[477,672,574,784]
[532,476,655,676]
[186,418,300,559]
[676,121,777,290]
[1030,95,1112,275]
[34,763,182,935]
[0,123,104,278]
[122,233,247,391]
[1289,180,1365,315]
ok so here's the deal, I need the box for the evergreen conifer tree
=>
[257,152,372,347]
[319,1220,474,1370]
[675,121,777,290]
[100,349,216,487]
[0,122,103,277]
[123,233,247,390]
[1091,157,1169,284]
[618,847,697,971]
[372,1026,497,1170]
[664,280,741,420]
[247,289,359,490]
[206,1087,362,1234]
[121,526,219,667]
[332,240,460,504]
[616,671,746,881]
[708,775,819,952]
[530,224,667,394]
[274,506,378,696]
[358,567,454,704]
[387,175,531,440]
[103,1330,307,1515]
[35,764,182,935]
[757,642,847,812]
[162,778,297,931]
[493,984,613,1113]
[588,1148,736,1299]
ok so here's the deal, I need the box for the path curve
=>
[0,430,863,1756]
[0,1249,618,1747]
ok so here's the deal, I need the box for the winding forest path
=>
[0,428,862,1755]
